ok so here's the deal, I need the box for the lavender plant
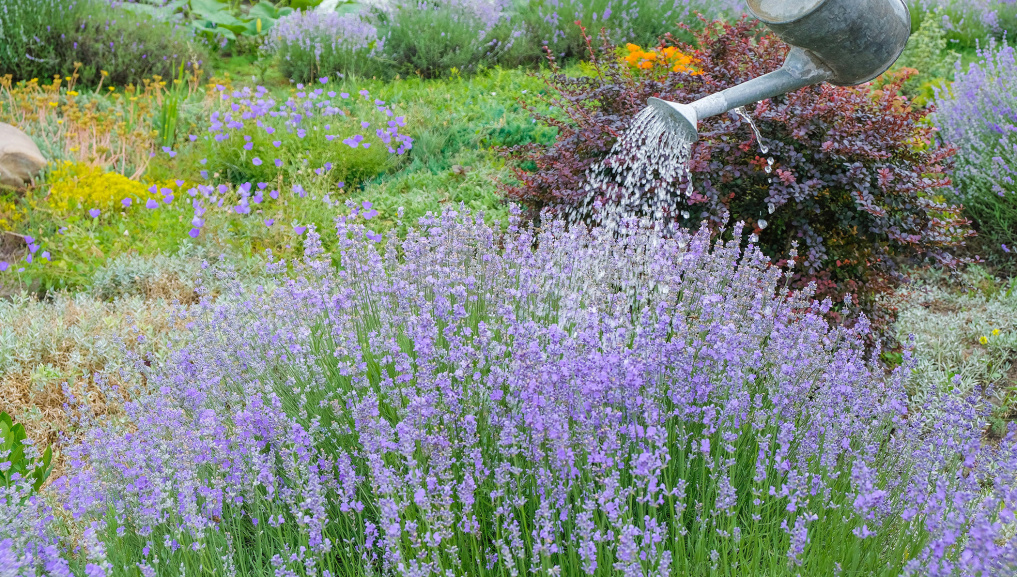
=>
[268,10,383,83]
[0,0,207,86]
[4,206,1009,575]
[373,0,526,78]
[933,38,1017,269]
[908,0,1017,47]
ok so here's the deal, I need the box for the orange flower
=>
[622,42,701,74]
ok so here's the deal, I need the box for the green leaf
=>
[189,0,231,20]
[248,2,281,20]
[32,446,54,492]
[289,0,324,9]
[193,20,239,41]
[335,2,362,15]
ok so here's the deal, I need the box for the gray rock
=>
[0,123,46,188]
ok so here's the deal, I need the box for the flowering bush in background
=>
[933,38,1017,271]
[908,0,1017,46]
[507,20,972,334]
[199,82,412,193]
[0,0,208,86]
[523,0,744,61]
[268,10,384,83]
[375,0,526,78]
[0,206,1011,575]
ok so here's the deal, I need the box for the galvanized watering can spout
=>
[649,0,911,142]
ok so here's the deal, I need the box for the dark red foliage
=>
[504,18,973,334]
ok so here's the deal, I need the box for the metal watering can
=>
[647,0,911,141]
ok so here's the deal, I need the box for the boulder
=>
[0,123,46,188]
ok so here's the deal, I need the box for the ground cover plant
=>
[1,67,206,180]
[894,266,1017,425]
[3,206,1016,575]
[506,19,973,334]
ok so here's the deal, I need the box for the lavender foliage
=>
[374,0,525,78]
[908,0,1017,41]
[933,38,1017,264]
[0,0,206,86]
[4,206,1010,575]
[268,10,383,83]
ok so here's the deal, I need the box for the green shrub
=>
[0,0,86,82]
[0,0,208,86]
[883,15,958,106]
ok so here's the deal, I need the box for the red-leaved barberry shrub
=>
[504,18,973,335]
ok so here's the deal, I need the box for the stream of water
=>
[731,106,769,155]
[566,106,695,237]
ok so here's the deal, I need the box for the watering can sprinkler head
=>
[649,0,911,142]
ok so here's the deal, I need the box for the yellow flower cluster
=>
[46,162,175,215]
[0,198,25,231]
[979,329,1003,345]
[623,44,701,74]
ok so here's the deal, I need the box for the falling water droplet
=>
[732,106,769,154]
